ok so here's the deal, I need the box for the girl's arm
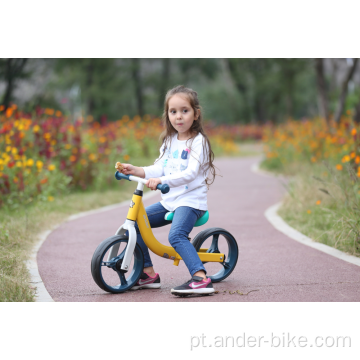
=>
[160,135,208,188]
[120,164,145,178]
[141,143,165,179]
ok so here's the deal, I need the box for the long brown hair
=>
[157,85,218,187]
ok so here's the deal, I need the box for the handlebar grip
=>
[115,171,131,181]
[156,183,170,194]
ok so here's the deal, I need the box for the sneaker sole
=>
[171,288,215,295]
[130,283,161,290]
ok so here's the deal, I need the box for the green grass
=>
[0,156,154,302]
[260,158,360,257]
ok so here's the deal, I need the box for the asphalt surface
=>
[37,156,360,301]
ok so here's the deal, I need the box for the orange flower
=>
[336,164,343,171]
[5,108,13,118]
[124,154,130,161]
[351,128,357,136]
[307,210,312,214]
[40,178,48,184]
[316,200,321,205]
[70,155,77,162]
[356,156,360,164]
[342,155,350,163]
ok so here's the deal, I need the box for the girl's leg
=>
[168,207,207,278]
[132,202,171,274]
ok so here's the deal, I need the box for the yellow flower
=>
[307,210,312,214]
[48,164,56,171]
[316,200,321,205]
[336,164,343,171]
[124,154,130,161]
[36,160,43,170]
[342,155,350,163]
[6,146,11,152]
[89,153,97,161]
[16,161,22,168]
[65,144,72,149]
[27,159,34,167]
[33,125,40,133]
[12,147,18,155]
[48,196,54,202]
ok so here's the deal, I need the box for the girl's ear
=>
[195,109,200,120]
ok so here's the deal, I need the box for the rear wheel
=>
[91,235,144,293]
[192,227,238,283]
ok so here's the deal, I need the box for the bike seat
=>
[164,210,209,227]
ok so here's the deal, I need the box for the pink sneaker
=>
[171,276,215,296]
[131,272,161,290]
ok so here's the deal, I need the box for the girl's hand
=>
[146,178,162,191]
[120,163,136,175]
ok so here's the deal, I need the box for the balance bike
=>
[91,171,239,294]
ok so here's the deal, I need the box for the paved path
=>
[37,157,360,301]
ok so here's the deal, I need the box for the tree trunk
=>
[131,58,143,117]
[334,58,358,123]
[2,58,27,109]
[314,58,330,126]
[158,58,170,110]
[226,59,251,122]
[353,96,360,124]
[86,59,95,116]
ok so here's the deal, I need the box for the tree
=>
[131,58,144,117]
[0,58,29,109]
[314,58,330,125]
[334,58,358,123]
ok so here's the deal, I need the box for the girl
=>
[120,85,217,295]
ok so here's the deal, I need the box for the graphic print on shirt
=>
[172,149,179,159]
[181,148,190,160]
[180,164,187,171]
[164,159,168,167]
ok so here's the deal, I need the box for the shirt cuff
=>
[141,167,149,179]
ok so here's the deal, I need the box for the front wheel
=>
[192,227,238,283]
[91,235,144,293]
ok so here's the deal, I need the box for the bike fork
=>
[107,219,137,272]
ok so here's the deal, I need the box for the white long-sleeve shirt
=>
[142,133,209,211]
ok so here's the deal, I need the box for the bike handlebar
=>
[115,171,170,194]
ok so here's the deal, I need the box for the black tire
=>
[192,227,238,283]
[91,235,144,293]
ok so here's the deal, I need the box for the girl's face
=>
[168,94,200,140]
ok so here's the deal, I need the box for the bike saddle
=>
[164,211,209,227]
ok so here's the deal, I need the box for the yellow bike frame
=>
[126,192,225,266]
